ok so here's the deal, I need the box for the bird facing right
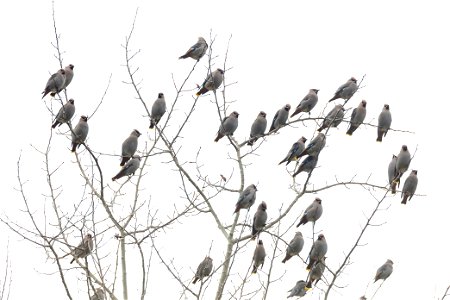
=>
[306,234,327,270]
[401,170,418,204]
[179,37,208,61]
[296,198,323,227]
[290,89,319,118]
[234,184,257,214]
[52,99,75,129]
[70,233,94,264]
[374,259,393,282]
[71,115,89,152]
[376,104,392,142]
[196,68,224,96]
[214,111,239,142]
[192,256,213,284]
[328,77,358,102]
[346,100,367,136]
[149,93,167,129]
[120,129,141,166]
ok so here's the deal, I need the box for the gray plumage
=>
[71,115,89,152]
[234,184,257,213]
[196,68,224,96]
[247,111,267,146]
[149,93,167,129]
[293,155,318,177]
[328,77,358,102]
[90,288,105,300]
[287,280,307,298]
[282,232,304,263]
[214,111,239,142]
[388,155,398,194]
[306,234,327,270]
[395,145,411,183]
[70,233,94,264]
[376,104,392,142]
[120,129,141,166]
[251,201,267,239]
[291,89,319,117]
[269,104,291,132]
[252,240,266,274]
[42,68,66,99]
[279,137,307,165]
[346,100,367,135]
[192,256,213,284]
[112,156,141,181]
[401,170,418,204]
[52,99,75,128]
[306,257,326,289]
[374,259,393,282]
[296,198,323,227]
[317,104,344,132]
[179,37,208,61]
[298,133,326,159]
[62,64,74,90]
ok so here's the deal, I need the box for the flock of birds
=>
[41,36,418,299]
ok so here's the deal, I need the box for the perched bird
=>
[42,69,66,99]
[269,104,291,132]
[376,104,392,142]
[346,100,367,135]
[192,256,213,284]
[90,288,105,300]
[306,234,327,271]
[196,68,224,96]
[52,99,75,128]
[317,104,344,132]
[282,232,304,263]
[149,93,167,129]
[328,77,358,102]
[360,297,367,300]
[298,133,326,159]
[290,89,319,118]
[247,111,267,146]
[388,155,398,194]
[251,201,267,239]
[214,111,239,142]
[395,145,411,182]
[374,259,394,282]
[287,280,307,298]
[296,198,323,227]
[179,37,208,61]
[70,233,94,264]
[120,129,141,166]
[279,137,307,165]
[292,155,319,177]
[252,240,266,274]
[112,156,141,181]
[234,184,257,213]
[401,170,418,204]
[62,64,74,90]
[71,116,89,152]
[306,257,326,289]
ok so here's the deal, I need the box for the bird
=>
[306,234,327,270]
[214,111,239,142]
[292,155,319,178]
[90,288,105,300]
[234,184,257,214]
[388,155,398,194]
[71,116,89,152]
[70,233,94,264]
[376,104,392,142]
[196,68,224,96]
[298,133,326,159]
[179,37,208,61]
[394,145,411,183]
[306,257,326,289]
[52,99,75,128]
[252,240,266,274]
[374,259,393,282]
[112,156,141,181]
[346,100,367,135]
[42,68,66,99]
[192,256,213,284]
[251,201,267,239]
[287,280,307,298]
[296,198,323,227]
[279,137,307,166]
[62,64,74,90]
[149,93,167,129]
[290,89,319,118]
[317,104,344,132]
[282,232,304,263]
[247,111,267,146]
[328,77,358,102]
[120,129,141,166]
[401,170,418,204]
[269,104,291,132]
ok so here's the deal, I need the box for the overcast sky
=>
[0,0,449,299]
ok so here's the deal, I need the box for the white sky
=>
[0,0,449,299]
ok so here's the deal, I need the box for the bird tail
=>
[278,158,286,165]
[52,121,60,129]
[296,217,306,227]
[247,138,255,146]
[290,110,300,118]
[251,265,258,274]
[328,96,338,102]
[179,54,188,59]
[282,254,290,263]
[390,181,397,194]
[149,120,155,129]
[70,258,75,264]
[196,87,208,96]
[346,127,355,136]
[305,280,313,289]
[376,130,383,142]
[120,157,129,167]
[71,143,77,152]
[112,176,117,181]
[214,133,223,142]
[317,126,324,133]
[401,193,408,204]
[192,277,199,284]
